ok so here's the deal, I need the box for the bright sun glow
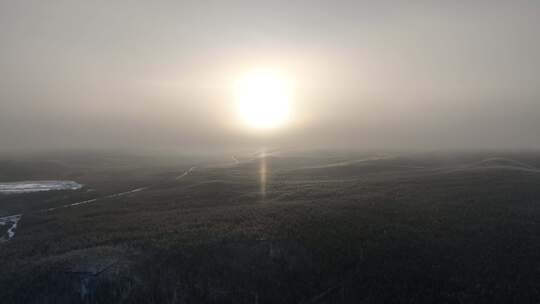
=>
[235,70,291,130]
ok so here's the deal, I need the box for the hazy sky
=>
[1,1,539,151]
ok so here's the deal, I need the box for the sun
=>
[234,70,292,130]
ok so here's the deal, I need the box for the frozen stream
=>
[0,214,22,242]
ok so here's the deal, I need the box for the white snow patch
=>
[0,181,82,194]
[0,214,22,241]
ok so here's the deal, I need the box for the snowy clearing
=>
[0,181,82,194]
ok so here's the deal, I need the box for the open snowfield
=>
[0,181,82,194]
